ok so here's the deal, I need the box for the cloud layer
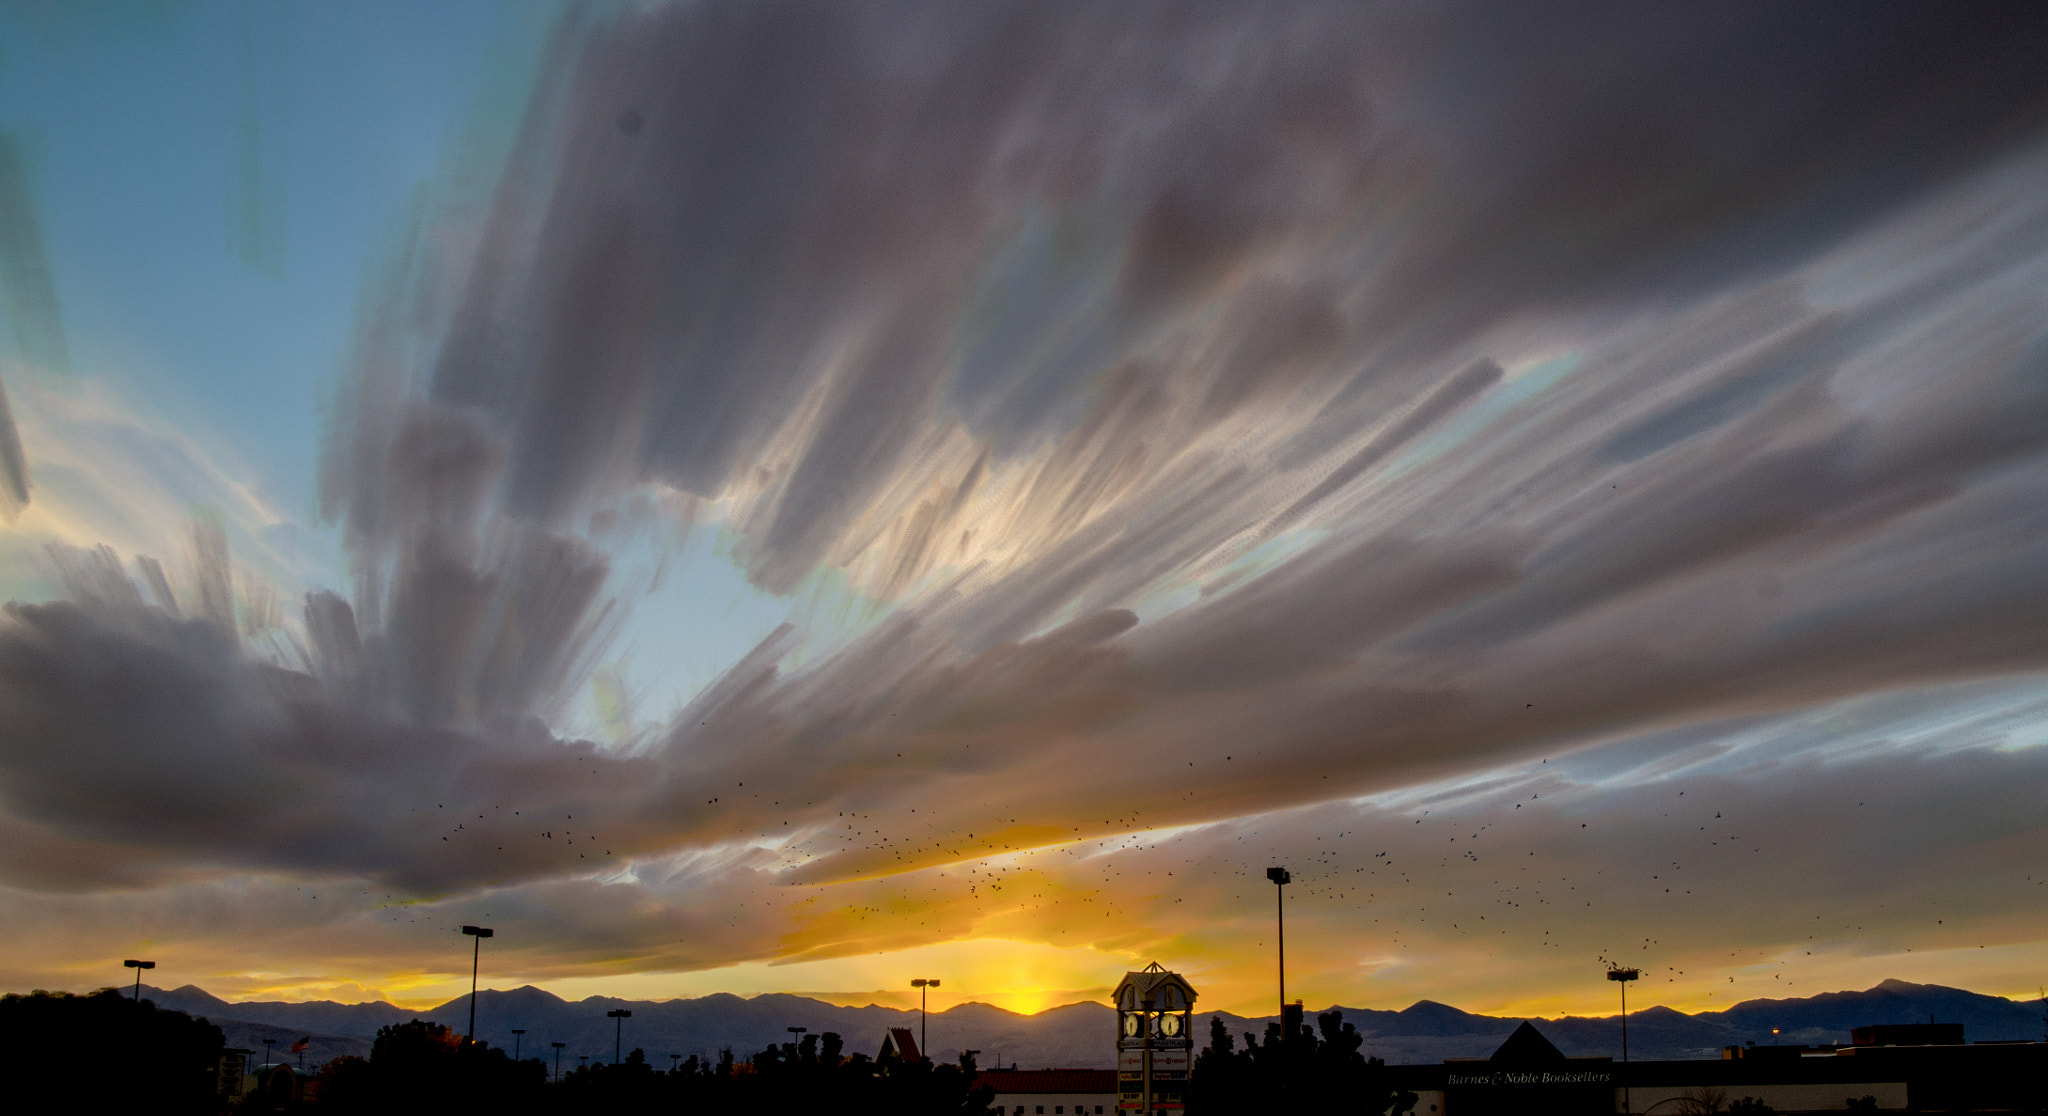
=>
[3,0,2048,1009]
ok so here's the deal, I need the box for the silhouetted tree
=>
[320,1018,543,1114]
[1188,1010,1416,1116]
[0,988,223,1114]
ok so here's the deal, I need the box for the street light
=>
[607,1009,632,1065]
[910,978,941,1061]
[122,959,155,1003]
[511,1028,525,1061]
[550,1042,566,1083]
[460,926,493,1043]
[262,1038,276,1070]
[1266,867,1291,1020]
[1608,966,1640,1114]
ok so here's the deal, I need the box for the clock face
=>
[1123,1014,1142,1036]
[1161,1014,1182,1037]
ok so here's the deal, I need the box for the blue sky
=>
[1,1,510,506]
[0,0,808,728]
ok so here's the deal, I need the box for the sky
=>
[1,0,2047,1023]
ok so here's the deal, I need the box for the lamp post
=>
[607,1009,632,1065]
[551,1042,566,1083]
[460,925,493,1043]
[122,959,155,1003]
[1608,966,1640,1114]
[262,1038,276,1070]
[1266,867,1291,1020]
[511,1028,525,1061]
[788,1026,807,1047]
[910,978,941,1060]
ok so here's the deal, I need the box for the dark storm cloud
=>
[6,0,2048,954]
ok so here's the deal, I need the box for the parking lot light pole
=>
[1608,966,1640,1113]
[122,959,155,1003]
[607,1009,632,1065]
[460,926,493,1042]
[911,979,941,1060]
[1267,867,1291,1019]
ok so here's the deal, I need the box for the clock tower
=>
[1113,962,1197,1116]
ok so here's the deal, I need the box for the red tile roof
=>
[978,1069,1118,1094]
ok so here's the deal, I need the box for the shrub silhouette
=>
[554,1032,993,1115]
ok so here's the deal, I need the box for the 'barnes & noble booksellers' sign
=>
[1447,1070,1613,1087]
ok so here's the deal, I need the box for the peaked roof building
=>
[879,1026,921,1063]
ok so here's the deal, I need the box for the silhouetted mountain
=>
[122,980,2046,1070]
[1703,979,2047,1046]
[148,984,412,1036]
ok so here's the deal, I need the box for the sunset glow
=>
[2,0,2046,1028]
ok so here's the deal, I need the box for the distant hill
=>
[123,979,2046,1070]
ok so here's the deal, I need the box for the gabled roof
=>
[979,1069,1118,1094]
[1490,1021,1567,1065]
[879,1026,922,1062]
[1113,962,1198,1010]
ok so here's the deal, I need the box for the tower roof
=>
[1113,963,1197,1010]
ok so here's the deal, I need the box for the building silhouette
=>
[1382,1019,2048,1114]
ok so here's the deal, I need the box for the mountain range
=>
[124,979,2046,1072]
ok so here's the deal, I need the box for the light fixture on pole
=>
[460,926,493,1043]
[607,1008,632,1065]
[1608,966,1640,1114]
[1266,867,1291,1021]
[551,1041,566,1083]
[262,1038,276,1070]
[122,959,155,1003]
[511,1028,525,1061]
[910,978,940,1061]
